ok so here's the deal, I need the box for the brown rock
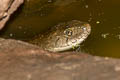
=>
[0,0,24,30]
[0,38,120,80]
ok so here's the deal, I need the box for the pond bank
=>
[0,38,120,80]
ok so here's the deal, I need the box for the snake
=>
[29,20,91,52]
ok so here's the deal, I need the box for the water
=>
[0,0,120,58]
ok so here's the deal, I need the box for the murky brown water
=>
[0,0,120,58]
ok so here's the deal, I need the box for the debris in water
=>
[48,0,52,3]
[24,32,26,34]
[98,0,102,2]
[85,5,89,8]
[101,33,109,38]
[88,17,92,22]
[117,35,120,39]
[18,26,22,29]
[96,21,100,24]
[9,33,13,37]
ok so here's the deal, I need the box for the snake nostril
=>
[71,39,77,43]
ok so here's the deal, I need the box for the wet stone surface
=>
[0,38,120,80]
[0,0,24,30]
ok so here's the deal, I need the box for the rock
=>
[0,38,120,80]
[0,0,24,30]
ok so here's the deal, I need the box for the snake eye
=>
[81,26,87,30]
[64,29,72,36]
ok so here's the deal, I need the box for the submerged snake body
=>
[30,20,91,52]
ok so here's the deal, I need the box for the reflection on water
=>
[0,0,120,58]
